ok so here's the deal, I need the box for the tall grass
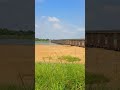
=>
[35,63,110,90]
[58,55,81,62]
[35,63,85,90]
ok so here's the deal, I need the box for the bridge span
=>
[51,30,120,51]
[51,39,85,47]
[86,30,120,51]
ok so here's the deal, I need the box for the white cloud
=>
[77,28,85,31]
[61,30,76,34]
[35,24,39,28]
[48,17,60,22]
[47,16,62,29]
[41,16,46,19]
[52,23,62,29]
[35,16,85,39]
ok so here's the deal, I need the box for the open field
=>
[35,45,85,90]
[0,45,34,89]
[86,47,120,88]
[35,63,110,90]
[1,44,119,89]
[35,45,111,89]
[35,63,85,90]
[35,45,85,64]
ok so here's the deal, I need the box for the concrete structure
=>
[51,39,85,47]
[51,30,120,50]
[86,30,120,51]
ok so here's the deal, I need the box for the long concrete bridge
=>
[51,39,85,47]
[51,30,120,50]
[86,30,120,51]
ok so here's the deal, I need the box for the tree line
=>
[0,28,34,39]
[35,38,49,41]
[0,28,34,35]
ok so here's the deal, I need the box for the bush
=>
[58,55,81,62]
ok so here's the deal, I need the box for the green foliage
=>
[35,63,85,90]
[35,63,110,90]
[0,28,34,35]
[35,38,49,41]
[0,28,34,39]
[58,55,81,62]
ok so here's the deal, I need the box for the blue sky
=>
[35,0,85,39]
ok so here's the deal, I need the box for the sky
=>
[35,0,85,39]
[0,0,120,35]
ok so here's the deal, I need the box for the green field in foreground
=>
[0,63,109,90]
[36,63,85,90]
[35,63,109,90]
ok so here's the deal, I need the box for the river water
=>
[0,39,34,44]
[0,39,57,45]
[35,41,57,45]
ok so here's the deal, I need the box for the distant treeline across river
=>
[35,38,49,41]
[35,41,57,45]
[0,28,34,39]
[35,38,56,45]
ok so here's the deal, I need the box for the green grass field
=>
[35,63,85,90]
[35,63,110,90]
[0,63,109,90]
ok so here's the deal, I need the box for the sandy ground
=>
[0,44,120,88]
[35,45,85,64]
[35,45,120,88]
[86,47,120,88]
[0,45,34,86]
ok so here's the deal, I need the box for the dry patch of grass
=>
[58,55,81,62]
